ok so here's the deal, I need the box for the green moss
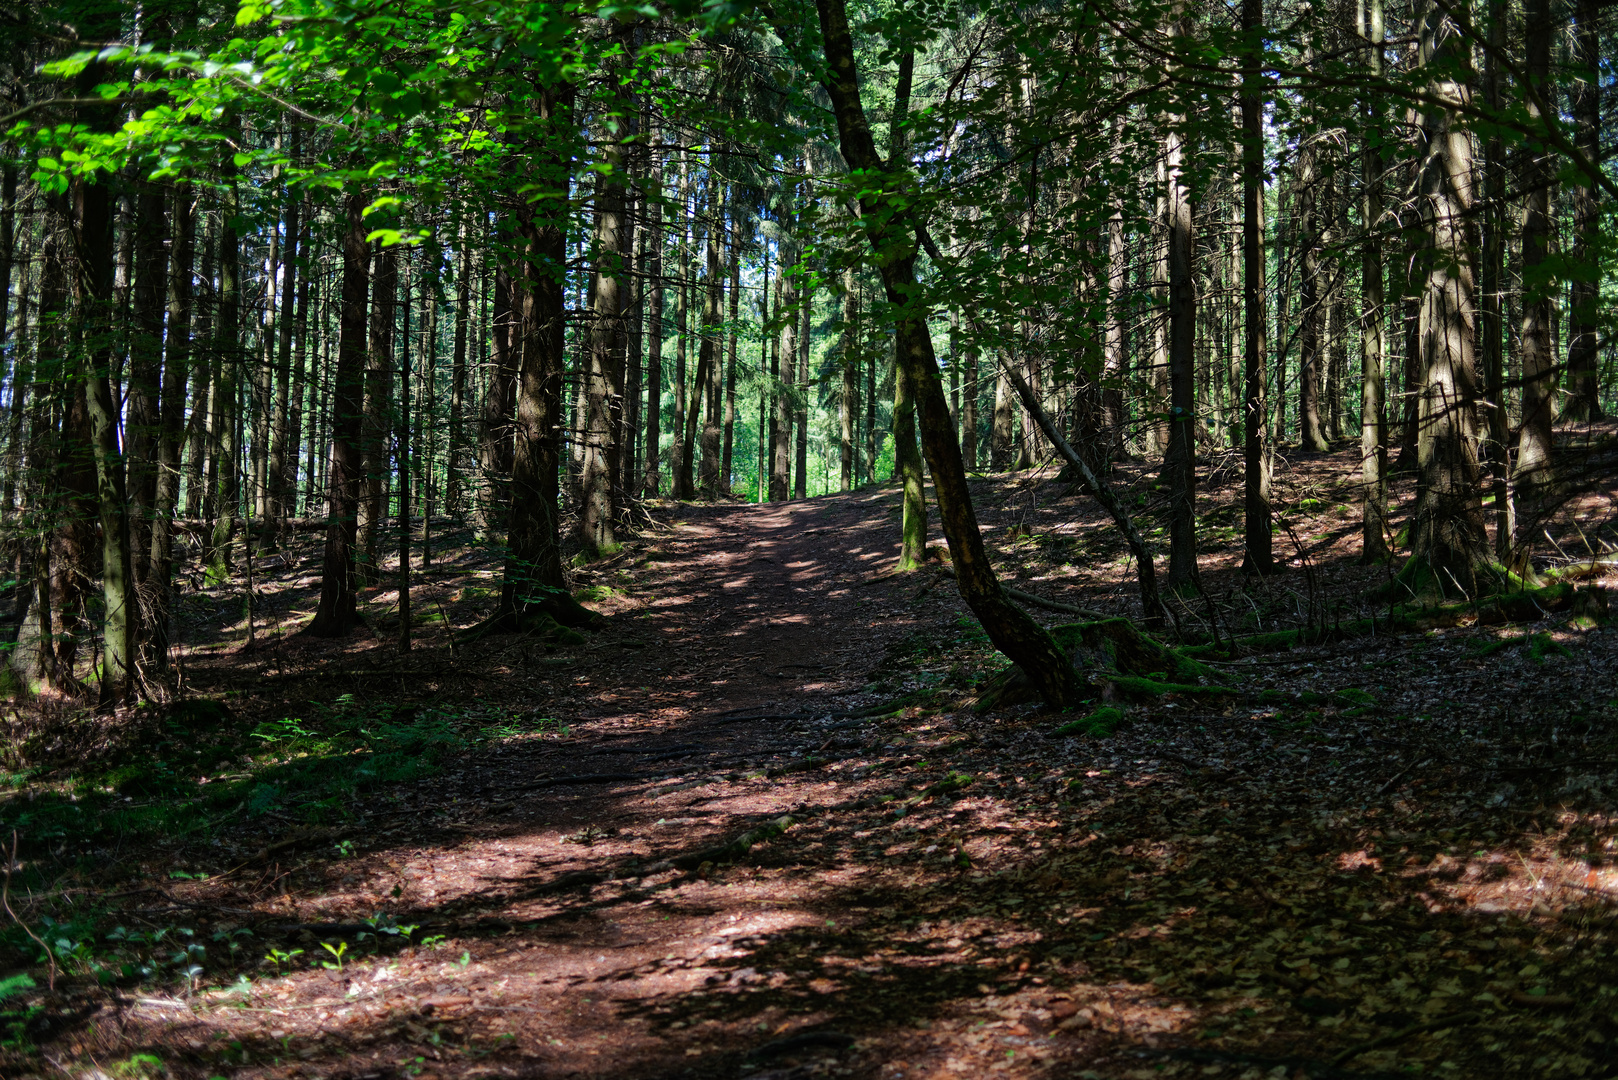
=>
[1527,631,1572,663]
[1334,688,1376,707]
[1053,706,1126,738]
[1106,676,1238,699]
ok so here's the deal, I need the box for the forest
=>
[0,0,1615,1076]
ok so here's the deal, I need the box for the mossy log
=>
[975,618,1233,711]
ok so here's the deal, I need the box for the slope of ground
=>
[2,432,1616,1080]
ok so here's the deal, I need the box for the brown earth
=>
[4,430,1618,1080]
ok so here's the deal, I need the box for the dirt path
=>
[13,461,1618,1080]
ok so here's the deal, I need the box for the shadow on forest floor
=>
[2,430,1617,1080]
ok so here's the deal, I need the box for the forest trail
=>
[8,464,1618,1080]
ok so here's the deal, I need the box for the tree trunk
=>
[580,54,629,553]
[398,259,413,652]
[802,0,1083,707]
[126,180,166,587]
[1511,0,1557,518]
[1296,138,1330,453]
[1358,0,1390,563]
[770,255,794,501]
[474,259,516,535]
[1163,68,1198,592]
[697,175,724,500]
[1241,0,1273,574]
[447,214,471,519]
[359,243,397,583]
[642,152,665,498]
[267,127,302,543]
[893,339,927,570]
[496,84,587,630]
[1564,0,1601,421]
[721,195,740,494]
[794,276,810,498]
[308,189,370,637]
[990,360,1015,470]
[208,174,242,581]
[72,166,136,705]
[1479,0,1513,558]
[1405,4,1490,597]
[145,184,195,670]
[839,266,858,491]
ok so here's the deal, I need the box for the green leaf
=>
[0,972,35,1001]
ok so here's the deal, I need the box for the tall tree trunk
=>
[1163,47,1198,592]
[208,173,242,581]
[1511,0,1557,520]
[71,167,137,705]
[1242,0,1273,573]
[580,53,629,552]
[359,243,397,583]
[308,190,370,636]
[758,245,770,500]
[267,127,302,543]
[721,195,740,493]
[447,214,472,519]
[624,182,645,496]
[1405,1,1490,597]
[475,258,516,536]
[1296,138,1330,453]
[1564,0,1602,420]
[990,361,1015,469]
[145,184,196,670]
[960,316,979,470]
[1479,0,1513,558]
[1358,0,1390,562]
[770,254,794,501]
[398,258,413,652]
[794,277,810,498]
[696,175,724,500]
[671,158,691,497]
[126,180,166,588]
[642,150,665,498]
[284,213,312,541]
[496,85,589,629]
[839,266,858,491]
[893,340,927,569]
[800,0,1083,707]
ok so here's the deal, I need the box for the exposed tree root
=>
[457,592,606,646]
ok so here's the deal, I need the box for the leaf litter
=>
[1,446,1616,1080]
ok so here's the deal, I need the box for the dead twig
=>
[1378,757,1433,795]
[3,831,58,991]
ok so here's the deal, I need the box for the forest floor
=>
[3,426,1618,1080]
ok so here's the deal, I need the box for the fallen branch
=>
[933,565,1108,620]
[1377,758,1433,795]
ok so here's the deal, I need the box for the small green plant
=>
[333,839,356,858]
[264,947,304,973]
[456,950,472,968]
[319,941,347,971]
[420,934,447,950]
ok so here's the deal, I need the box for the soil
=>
[4,430,1618,1080]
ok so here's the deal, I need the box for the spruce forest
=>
[1,0,1616,1076]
